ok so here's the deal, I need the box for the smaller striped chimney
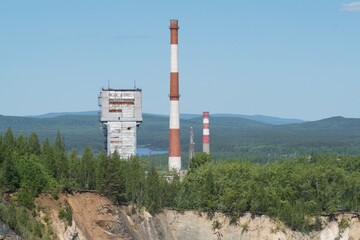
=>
[203,112,210,154]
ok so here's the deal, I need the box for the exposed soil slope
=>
[35,192,360,240]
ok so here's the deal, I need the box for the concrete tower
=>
[203,111,210,154]
[168,19,181,171]
[99,88,142,158]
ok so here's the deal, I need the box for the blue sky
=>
[0,1,359,120]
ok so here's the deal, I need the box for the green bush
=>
[33,221,43,238]
[339,218,349,233]
[58,202,72,226]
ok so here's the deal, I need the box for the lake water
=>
[137,147,167,156]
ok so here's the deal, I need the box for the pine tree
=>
[41,138,56,177]
[101,151,126,204]
[16,135,29,155]
[0,129,20,192]
[80,146,96,189]
[124,157,145,205]
[3,128,15,149]
[28,132,40,155]
[144,165,162,214]
[95,150,108,192]
[53,131,68,180]
[0,153,20,192]
[65,149,79,188]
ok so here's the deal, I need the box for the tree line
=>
[1,128,360,237]
[0,128,179,238]
[181,154,360,232]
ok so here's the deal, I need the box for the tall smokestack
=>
[168,19,181,171]
[203,112,210,154]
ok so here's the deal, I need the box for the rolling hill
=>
[29,111,306,125]
[1,113,360,162]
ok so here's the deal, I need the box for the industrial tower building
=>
[98,88,142,158]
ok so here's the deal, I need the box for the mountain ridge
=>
[28,111,305,125]
[1,113,360,162]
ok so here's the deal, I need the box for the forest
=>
[1,128,360,239]
[2,114,360,164]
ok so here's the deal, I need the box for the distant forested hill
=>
[0,114,104,152]
[1,113,360,162]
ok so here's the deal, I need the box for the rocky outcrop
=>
[0,220,21,240]
[134,211,360,240]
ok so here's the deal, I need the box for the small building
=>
[98,88,142,158]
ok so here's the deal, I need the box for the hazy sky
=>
[1,1,359,120]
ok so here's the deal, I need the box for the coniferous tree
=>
[53,131,68,180]
[54,131,65,152]
[0,135,3,164]
[65,149,79,188]
[0,129,20,192]
[101,151,126,204]
[28,132,40,155]
[144,165,162,214]
[0,153,20,192]
[16,135,29,155]
[125,156,145,205]
[1,128,16,163]
[41,138,55,177]
[3,128,15,150]
[95,150,108,192]
[80,146,96,189]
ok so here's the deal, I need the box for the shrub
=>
[338,218,349,233]
[58,202,72,226]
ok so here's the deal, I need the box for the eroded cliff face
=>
[0,220,21,240]
[35,192,360,240]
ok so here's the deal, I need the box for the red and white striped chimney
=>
[203,112,210,154]
[168,19,181,171]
